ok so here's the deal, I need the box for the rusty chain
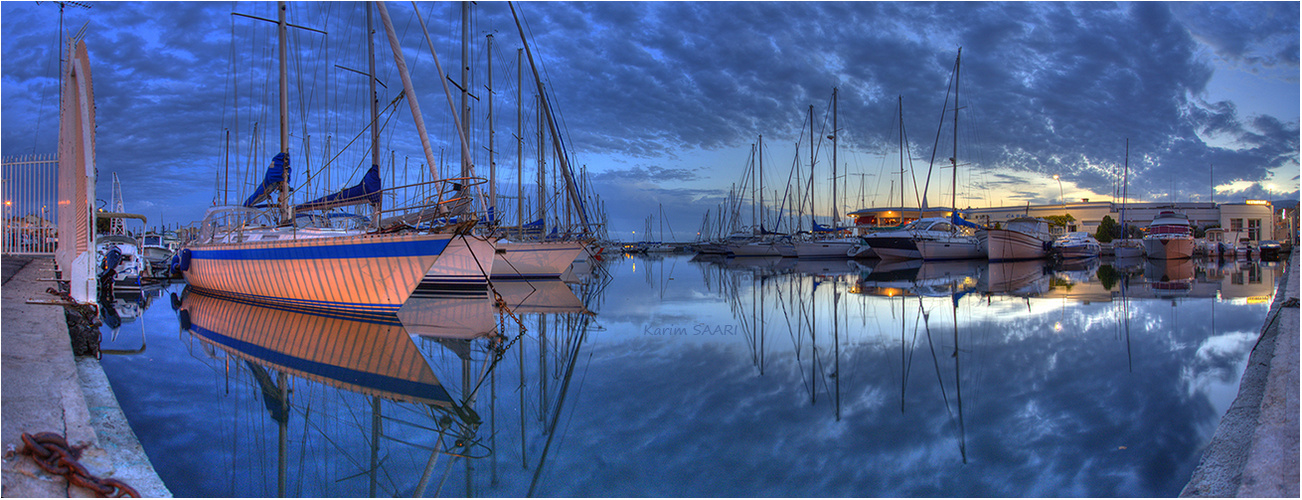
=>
[18,432,140,498]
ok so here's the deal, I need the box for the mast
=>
[832,87,839,228]
[277,1,289,223]
[898,96,905,210]
[509,2,591,233]
[375,3,451,190]
[951,49,961,224]
[367,4,379,169]
[750,143,756,232]
[1121,138,1129,237]
[537,94,545,230]
[460,1,471,184]
[517,48,523,236]
[224,130,230,205]
[487,33,496,222]
[366,2,380,226]
[809,104,815,230]
[758,134,764,232]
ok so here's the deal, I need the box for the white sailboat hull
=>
[916,237,985,261]
[491,240,586,279]
[729,241,780,256]
[794,239,857,258]
[986,228,1048,261]
[421,234,496,291]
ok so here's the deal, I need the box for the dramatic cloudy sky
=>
[2,1,1298,238]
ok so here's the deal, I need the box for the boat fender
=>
[177,249,191,272]
[177,309,191,331]
[170,292,181,311]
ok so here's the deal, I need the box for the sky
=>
[2,1,1298,240]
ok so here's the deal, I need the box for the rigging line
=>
[296,93,403,187]
[920,56,957,210]
[872,103,900,208]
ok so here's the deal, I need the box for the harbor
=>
[2,1,1299,497]
[1,249,1297,496]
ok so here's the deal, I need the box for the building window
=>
[1248,219,1261,241]
[1230,218,1243,232]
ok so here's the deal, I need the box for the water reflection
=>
[98,284,166,355]
[673,255,1279,495]
[95,254,1280,497]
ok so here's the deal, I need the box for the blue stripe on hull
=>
[191,237,449,261]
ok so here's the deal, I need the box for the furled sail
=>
[951,210,979,229]
[243,152,290,207]
[296,164,381,212]
[812,221,840,233]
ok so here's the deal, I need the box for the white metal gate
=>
[2,154,59,255]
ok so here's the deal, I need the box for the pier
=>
[1,256,169,497]
[1182,248,1300,497]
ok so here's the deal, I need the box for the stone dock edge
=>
[1181,248,1300,498]
[2,256,170,498]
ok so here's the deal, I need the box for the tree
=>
[1044,214,1076,231]
[1095,215,1119,243]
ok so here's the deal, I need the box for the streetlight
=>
[1053,174,1064,209]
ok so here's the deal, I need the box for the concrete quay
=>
[1182,248,1299,497]
[1,256,170,497]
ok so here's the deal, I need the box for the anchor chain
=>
[18,432,140,498]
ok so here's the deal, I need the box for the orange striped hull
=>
[183,232,452,314]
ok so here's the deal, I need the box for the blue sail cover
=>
[522,218,544,236]
[296,164,382,212]
[244,153,290,208]
[951,210,979,229]
[812,221,840,233]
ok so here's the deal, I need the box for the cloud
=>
[1,1,1296,232]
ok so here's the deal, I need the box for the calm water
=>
[97,254,1283,497]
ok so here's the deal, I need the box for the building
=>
[847,201,1276,242]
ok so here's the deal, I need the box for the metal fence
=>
[3,154,59,255]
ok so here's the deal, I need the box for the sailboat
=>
[984,215,1053,261]
[916,49,985,261]
[646,203,676,252]
[854,97,953,260]
[795,88,860,258]
[181,2,457,315]
[725,138,783,257]
[1113,140,1145,258]
[492,3,590,279]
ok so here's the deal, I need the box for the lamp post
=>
[1053,174,1064,209]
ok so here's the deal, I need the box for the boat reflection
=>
[177,286,490,497]
[99,284,167,355]
[180,286,453,405]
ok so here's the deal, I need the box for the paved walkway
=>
[1,256,169,497]
[1182,249,1299,497]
